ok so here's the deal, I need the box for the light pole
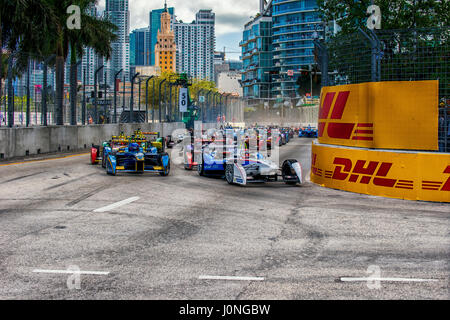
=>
[152,77,157,123]
[145,76,154,123]
[71,60,81,126]
[94,65,104,124]
[206,91,213,123]
[130,72,140,123]
[113,69,123,124]
[103,70,107,123]
[158,79,166,123]
[42,54,55,126]
[82,68,86,125]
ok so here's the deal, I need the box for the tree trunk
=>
[70,44,77,125]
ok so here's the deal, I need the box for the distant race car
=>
[197,143,303,186]
[105,133,170,176]
[91,132,129,167]
[299,126,318,138]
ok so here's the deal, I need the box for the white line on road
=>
[199,275,265,281]
[33,269,109,275]
[340,277,439,283]
[93,196,140,213]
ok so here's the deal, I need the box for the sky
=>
[97,0,261,60]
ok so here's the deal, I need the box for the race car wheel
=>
[184,163,192,170]
[160,163,170,176]
[106,161,116,176]
[101,153,106,168]
[198,155,205,176]
[225,164,234,185]
[282,159,299,185]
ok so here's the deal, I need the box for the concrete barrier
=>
[0,122,185,160]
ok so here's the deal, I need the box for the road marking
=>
[0,153,89,167]
[93,197,140,213]
[199,275,265,281]
[33,269,109,275]
[340,277,439,283]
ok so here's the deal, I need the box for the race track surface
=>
[0,137,448,299]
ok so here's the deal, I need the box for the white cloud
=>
[97,0,258,35]
[97,0,258,59]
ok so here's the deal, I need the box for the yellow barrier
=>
[311,142,450,203]
[318,80,438,151]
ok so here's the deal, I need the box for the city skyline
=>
[97,0,257,60]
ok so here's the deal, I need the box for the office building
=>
[149,6,175,66]
[240,5,273,106]
[130,27,151,66]
[272,0,324,98]
[105,0,130,83]
[155,3,176,72]
[174,10,216,81]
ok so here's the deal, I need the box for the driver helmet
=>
[129,143,140,152]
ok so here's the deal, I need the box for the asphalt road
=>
[0,137,448,299]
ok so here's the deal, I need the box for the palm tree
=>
[1,0,53,126]
[42,0,117,125]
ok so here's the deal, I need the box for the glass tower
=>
[271,0,324,98]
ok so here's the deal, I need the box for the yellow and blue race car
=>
[105,132,170,176]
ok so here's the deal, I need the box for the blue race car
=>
[299,126,318,138]
[197,143,303,186]
[106,142,170,176]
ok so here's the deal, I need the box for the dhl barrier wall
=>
[312,80,449,202]
[311,142,450,203]
[318,80,438,151]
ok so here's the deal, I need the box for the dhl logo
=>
[312,153,450,192]
[318,91,374,141]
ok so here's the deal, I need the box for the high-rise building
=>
[105,0,130,83]
[272,0,324,98]
[174,10,216,81]
[149,6,175,66]
[155,3,176,73]
[240,11,274,106]
[240,0,325,105]
[130,27,151,66]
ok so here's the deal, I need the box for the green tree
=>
[1,0,53,125]
[41,0,117,125]
[317,0,450,36]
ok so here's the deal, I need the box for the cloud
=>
[97,0,259,59]
[98,0,258,35]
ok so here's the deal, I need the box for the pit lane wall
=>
[0,122,185,160]
[311,142,450,203]
[311,80,449,203]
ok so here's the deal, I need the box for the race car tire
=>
[184,163,193,171]
[198,155,205,176]
[282,159,300,185]
[106,161,116,176]
[160,163,170,176]
[101,153,106,168]
[225,164,234,185]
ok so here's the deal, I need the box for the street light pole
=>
[152,77,157,123]
[103,70,107,123]
[158,79,166,123]
[130,72,140,123]
[42,54,55,126]
[145,76,154,123]
[94,65,104,124]
[113,69,123,124]
[82,68,86,125]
